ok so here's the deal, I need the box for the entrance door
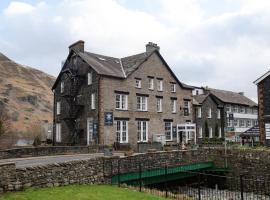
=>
[87,118,93,145]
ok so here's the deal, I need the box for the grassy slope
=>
[0,185,166,200]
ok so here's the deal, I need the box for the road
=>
[0,153,124,168]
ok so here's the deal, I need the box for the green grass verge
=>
[0,185,166,200]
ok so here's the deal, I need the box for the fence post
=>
[165,164,168,198]
[240,175,244,200]
[139,163,142,192]
[118,159,121,187]
[198,173,201,200]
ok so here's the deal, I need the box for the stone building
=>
[193,87,258,142]
[52,41,194,149]
[254,70,270,146]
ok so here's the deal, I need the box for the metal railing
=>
[110,160,270,200]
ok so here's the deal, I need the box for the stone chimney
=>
[238,92,244,96]
[146,42,160,52]
[69,40,85,53]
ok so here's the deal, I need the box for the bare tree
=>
[27,122,44,146]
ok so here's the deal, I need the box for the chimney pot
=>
[238,92,244,96]
[146,42,160,52]
[69,40,85,53]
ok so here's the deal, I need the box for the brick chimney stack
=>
[69,40,85,53]
[146,42,160,52]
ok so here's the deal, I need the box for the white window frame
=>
[240,119,245,127]
[172,99,177,113]
[148,78,154,90]
[217,109,221,119]
[91,93,95,110]
[165,122,173,141]
[137,96,148,111]
[157,98,162,112]
[171,83,176,93]
[88,72,92,85]
[60,81,64,93]
[116,120,128,143]
[157,79,163,91]
[137,121,148,142]
[197,107,202,118]
[227,119,233,127]
[209,127,213,138]
[135,79,141,88]
[56,123,61,142]
[115,94,128,110]
[219,127,222,138]
[184,100,190,116]
[56,101,61,115]
[208,108,212,118]
[226,105,231,112]
[233,119,238,127]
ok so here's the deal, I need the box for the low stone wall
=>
[0,158,104,192]
[1,149,270,193]
[0,145,105,160]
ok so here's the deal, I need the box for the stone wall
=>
[1,149,270,193]
[0,158,104,193]
[0,145,104,160]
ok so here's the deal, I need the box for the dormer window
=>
[135,78,141,88]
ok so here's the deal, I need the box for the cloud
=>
[0,0,270,101]
[4,1,35,15]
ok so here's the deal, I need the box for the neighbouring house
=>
[52,41,195,150]
[193,87,258,142]
[254,70,270,146]
[193,93,225,142]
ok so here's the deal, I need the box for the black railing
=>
[110,160,270,200]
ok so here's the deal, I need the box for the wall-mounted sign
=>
[184,108,189,116]
[105,112,113,126]
[229,113,234,120]
[265,123,270,139]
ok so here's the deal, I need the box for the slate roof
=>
[193,94,208,105]
[52,46,192,90]
[208,88,257,107]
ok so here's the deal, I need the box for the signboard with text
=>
[104,112,113,126]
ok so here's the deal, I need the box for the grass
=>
[0,185,166,200]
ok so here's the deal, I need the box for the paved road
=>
[0,153,124,168]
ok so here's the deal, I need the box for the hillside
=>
[0,52,55,135]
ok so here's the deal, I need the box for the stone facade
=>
[52,41,193,149]
[194,95,225,142]
[256,73,270,145]
[99,53,193,149]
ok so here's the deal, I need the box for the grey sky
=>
[0,0,269,101]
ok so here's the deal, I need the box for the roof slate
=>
[208,88,257,107]
[193,94,208,104]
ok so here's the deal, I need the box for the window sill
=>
[115,109,128,111]
[137,110,148,112]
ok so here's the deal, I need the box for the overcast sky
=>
[0,0,270,101]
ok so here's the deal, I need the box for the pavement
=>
[0,153,124,168]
